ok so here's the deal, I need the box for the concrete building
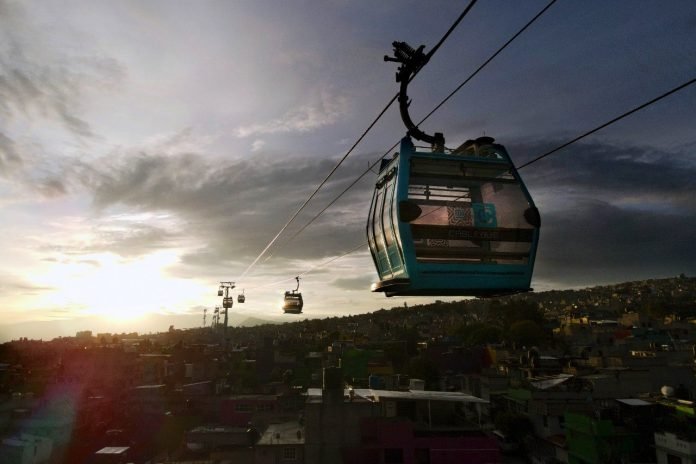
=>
[129,384,168,416]
[0,434,52,464]
[93,446,130,464]
[255,421,305,464]
[652,396,696,464]
[304,367,497,464]
[565,411,638,464]
[654,432,696,464]
[185,425,257,462]
[219,394,279,428]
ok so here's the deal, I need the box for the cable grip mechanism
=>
[385,41,445,152]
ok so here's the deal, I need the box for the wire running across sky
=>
[246,241,368,292]
[267,0,559,258]
[236,0,479,282]
[3,1,694,337]
[263,74,696,283]
[516,76,696,170]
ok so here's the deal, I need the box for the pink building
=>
[343,417,500,464]
[305,368,500,464]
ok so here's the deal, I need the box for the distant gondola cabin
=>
[282,292,303,314]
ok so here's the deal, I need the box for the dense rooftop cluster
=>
[1,275,696,463]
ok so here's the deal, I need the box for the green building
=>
[565,411,638,464]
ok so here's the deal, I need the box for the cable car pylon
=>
[217,281,235,333]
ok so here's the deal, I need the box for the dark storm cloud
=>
[0,67,41,115]
[80,133,696,289]
[534,198,696,286]
[0,0,125,200]
[0,48,99,140]
[511,140,696,209]
[0,129,71,197]
[92,224,181,257]
[35,177,68,198]
[84,147,375,268]
[0,131,22,174]
[39,223,181,259]
[507,139,696,286]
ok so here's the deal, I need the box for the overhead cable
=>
[416,0,558,128]
[283,0,557,244]
[246,241,368,291]
[516,76,696,170]
[285,74,696,274]
[237,0,479,280]
[236,94,395,280]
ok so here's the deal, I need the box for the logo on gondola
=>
[447,206,473,226]
[472,203,497,228]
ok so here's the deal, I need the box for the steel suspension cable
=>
[279,76,696,276]
[236,94,396,280]
[425,0,479,61]
[246,241,368,291]
[382,75,696,221]
[516,76,696,170]
[416,0,558,128]
[281,0,558,245]
[243,18,696,291]
[237,0,479,280]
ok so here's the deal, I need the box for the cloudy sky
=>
[1,0,695,340]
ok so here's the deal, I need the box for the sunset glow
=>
[0,1,694,341]
[32,251,204,322]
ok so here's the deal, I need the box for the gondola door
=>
[368,165,406,283]
[383,171,405,277]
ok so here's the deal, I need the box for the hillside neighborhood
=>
[2,275,696,463]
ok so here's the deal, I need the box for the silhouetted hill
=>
[255,274,696,335]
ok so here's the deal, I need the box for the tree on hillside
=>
[494,411,533,443]
[468,325,503,346]
[384,341,409,371]
[394,326,419,356]
[484,299,544,331]
[507,320,546,348]
[451,323,502,346]
[407,355,440,390]
[502,300,544,328]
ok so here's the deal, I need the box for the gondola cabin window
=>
[408,157,534,265]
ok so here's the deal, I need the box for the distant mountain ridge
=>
[2,275,692,342]
[0,310,278,342]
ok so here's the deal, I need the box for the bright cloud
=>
[30,251,205,322]
[233,90,348,138]
[251,139,266,152]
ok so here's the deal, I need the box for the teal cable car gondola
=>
[282,277,303,314]
[367,42,540,297]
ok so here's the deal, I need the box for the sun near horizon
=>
[29,251,205,324]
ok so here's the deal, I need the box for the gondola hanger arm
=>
[385,41,445,151]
